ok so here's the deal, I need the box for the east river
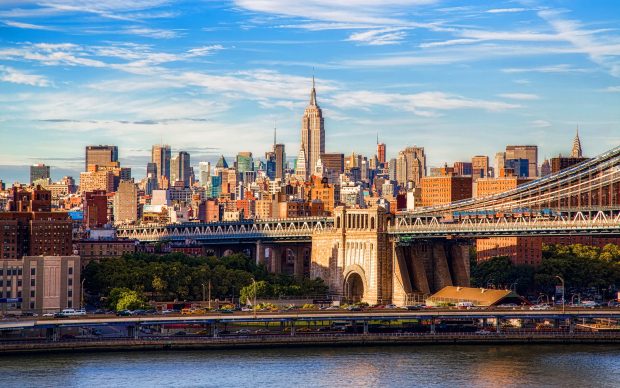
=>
[2,345,619,387]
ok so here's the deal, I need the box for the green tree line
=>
[471,244,620,296]
[83,252,328,304]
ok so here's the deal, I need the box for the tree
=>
[116,289,147,311]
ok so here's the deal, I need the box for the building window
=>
[17,291,21,298]
[67,300,72,308]
[31,268,36,276]
[68,290,73,297]
[30,279,35,287]
[30,290,35,297]
[68,278,73,286]
[17,268,22,276]
[30,302,35,309]
[17,280,22,287]
[68,267,73,275]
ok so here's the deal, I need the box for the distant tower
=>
[571,127,582,158]
[299,75,325,179]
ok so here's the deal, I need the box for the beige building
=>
[0,255,81,314]
[396,146,426,187]
[113,179,138,225]
[505,145,538,178]
[80,167,114,193]
[298,77,325,179]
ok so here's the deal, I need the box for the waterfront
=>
[2,345,619,387]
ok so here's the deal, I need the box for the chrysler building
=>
[296,76,325,179]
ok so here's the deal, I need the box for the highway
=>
[3,308,620,330]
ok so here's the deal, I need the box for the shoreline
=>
[2,333,620,356]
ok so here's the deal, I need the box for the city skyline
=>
[1,0,620,182]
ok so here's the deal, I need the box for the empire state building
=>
[297,76,325,179]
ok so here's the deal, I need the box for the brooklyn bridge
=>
[118,145,620,305]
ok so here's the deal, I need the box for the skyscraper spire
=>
[571,125,582,158]
[310,71,317,106]
[273,120,277,148]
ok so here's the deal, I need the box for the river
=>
[1,344,619,387]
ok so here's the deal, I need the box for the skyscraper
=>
[85,145,118,170]
[472,155,489,179]
[151,144,171,185]
[170,151,191,187]
[572,127,582,158]
[377,142,386,165]
[298,76,325,179]
[30,163,50,184]
[396,146,426,187]
[505,145,538,178]
[274,144,285,180]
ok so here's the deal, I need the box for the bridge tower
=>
[311,206,392,305]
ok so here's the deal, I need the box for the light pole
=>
[81,278,86,310]
[208,280,212,310]
[201,283,206,303]
[555,275,565,313]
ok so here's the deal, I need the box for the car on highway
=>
[116,310,132,316]
[529,304,551,310]
[234,329,252,335]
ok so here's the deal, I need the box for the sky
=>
[0,0,619,183]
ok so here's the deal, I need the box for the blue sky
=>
[0,0,619,183]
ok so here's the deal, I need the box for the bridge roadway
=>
[3,309,620,330]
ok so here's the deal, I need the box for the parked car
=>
[529,304,551,310]
[116,310,132,316]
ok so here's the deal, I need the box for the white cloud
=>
[347,28,407,45]
[502,64,592,74]
[539,10,620,77]
[486,8,528,14]
[186,45,225,57]
[600,86,620,92]
[530,120,552,128]
[419,38,478,48]
[499,93,540,100]
[2,20,57,30]
[0,65,50,87]
[122,27,180,39]
[234,0,438,25]
[329,90,519,115]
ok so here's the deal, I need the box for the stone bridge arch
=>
[343,264,368,304]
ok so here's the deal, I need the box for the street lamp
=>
[201,283,206,303]
[555,275,565,314]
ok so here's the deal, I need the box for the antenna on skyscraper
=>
[274,120,277,147]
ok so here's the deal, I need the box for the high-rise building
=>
[113,179,138,225]
[572,127,582,158]
[321,153,344,176]
[420,174,472,207]
[298,76,325,179]
[504,158,529,177]
[170,151,191,187]
[396,146,426,187]
[198,162,211,186]
[505,145,538,178]
[540,159,551,176]
[471,155,489,179]
[236,152,253,174]
[274,144,285,180]
[377,142,386,165]
[453,162,472,176]
[85,145,118,170]
[79,166,115,193]
[83,190,108,228]
[151,144,171,184]
[494,152,506,177]
[30,164,50,184]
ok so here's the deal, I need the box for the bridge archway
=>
[343,265,367,303]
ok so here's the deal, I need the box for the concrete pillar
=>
[293,246,304,278]
[290,321,296,336]
[392,244,413,306]
[430,321,436,334]
[449,244,471,286]
[569,318,575,333]
[432,244,453,292]
[256,241,264,265]
[363,321,369,335]
[270,248,281,274]
[496,317,501,333]
[410,246,431,295]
